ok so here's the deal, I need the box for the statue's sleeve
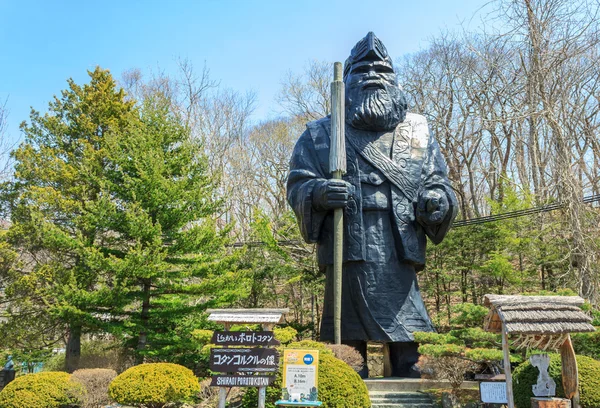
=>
[286,129,328,244]
[419,129,458,244]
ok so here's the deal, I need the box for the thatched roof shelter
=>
[483,294,596,408]
[484,294,595,337]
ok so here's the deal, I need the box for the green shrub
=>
[513,354,600,408]
[413,332,461,345]
[464,348,522,363]
[287,340,332,353]
[316,353,371,407]
[190,329,214,345]
[450,303,489,328]
[0,371,85,408]
[108,363,200,408]
[243,346,370,408]
[274,327,298,345]
[449,328,500,348]
[572,331,600,360]
[417,343,465,357]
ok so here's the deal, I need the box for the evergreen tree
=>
[1,68,239,371]
[1,67,137,371]
[101,93,240,364]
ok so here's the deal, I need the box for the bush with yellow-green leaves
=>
[108,363,199,408]
[0,371,85,408]
[243,340,371,408]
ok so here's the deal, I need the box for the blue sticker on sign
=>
[303,354,314,365]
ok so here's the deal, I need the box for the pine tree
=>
[1,68,240,371]
[1,67,137,371]
[100,93,240,364]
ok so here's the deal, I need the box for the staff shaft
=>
[330,62,345,345]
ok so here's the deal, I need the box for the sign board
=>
[210,348,279,373]
[211,331,280,346]
[279,349,320,404]
[207,308,289,324]
[480,382,508,404]
[210,375,276,387]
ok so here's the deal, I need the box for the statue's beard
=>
[345,84,407,132]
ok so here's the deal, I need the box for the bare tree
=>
[495,0,600,302]
[0,99,16,179]
[278,60,331,122]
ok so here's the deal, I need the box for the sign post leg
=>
[258,386,266,408]
[218,387,227,408]
[218,322,232,408]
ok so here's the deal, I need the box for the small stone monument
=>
[531,354,556,397]
[530,354,569,408]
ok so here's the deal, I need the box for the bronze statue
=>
[287,32,457,377]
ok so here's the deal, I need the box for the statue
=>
[3,356,13,371]
[287,32,457,377]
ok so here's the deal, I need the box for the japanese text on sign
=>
[480,382,508,404]
[210,348,279,373]
[211,331,280,346]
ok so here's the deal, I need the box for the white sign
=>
[281,349,319,403]
[480,382,508,404]
[206,308,289,324]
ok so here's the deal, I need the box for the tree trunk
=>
[65,324,82,373]
[136,279,151,364]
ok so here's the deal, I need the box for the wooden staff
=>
[330,62,346,345]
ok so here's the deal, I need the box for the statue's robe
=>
[287,112,457,342]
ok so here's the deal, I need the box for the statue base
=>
[531,397,571,408]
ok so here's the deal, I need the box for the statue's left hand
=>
[416,189,449,226]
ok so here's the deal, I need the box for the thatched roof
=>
[483,294,595,335]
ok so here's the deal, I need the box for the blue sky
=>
[0,0,489,145]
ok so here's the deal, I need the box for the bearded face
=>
[345,63,407,132]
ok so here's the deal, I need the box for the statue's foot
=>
[357,365,369,379]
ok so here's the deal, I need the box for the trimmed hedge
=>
[513,354,600,408]
[108,363,199,408]
[0,371,84,408]
[243,341,371,408]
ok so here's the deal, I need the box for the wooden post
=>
[330,61,346,345]
[218,323,231,408]
[502,327,515,408]
[560,334,580,408]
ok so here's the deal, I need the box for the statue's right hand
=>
[313,179,353,211]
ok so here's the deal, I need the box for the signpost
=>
[207,308,288,408]
[275,349,322,407]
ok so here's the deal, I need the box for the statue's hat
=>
[344,32,394,81]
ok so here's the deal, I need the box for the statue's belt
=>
[345,131,418,201]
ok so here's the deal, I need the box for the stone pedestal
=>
[531,397,571,408]
[367,342,384,377]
